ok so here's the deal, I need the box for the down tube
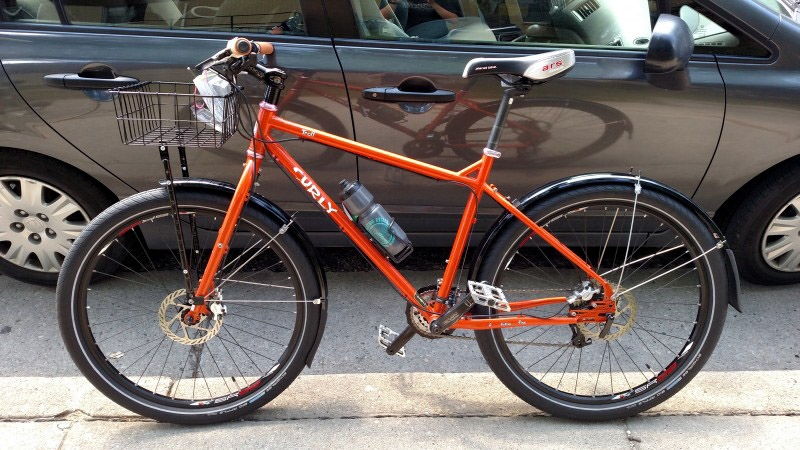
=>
[262,141,423,308]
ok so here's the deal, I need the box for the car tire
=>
[724,159,800,285]
[0,151,114,285]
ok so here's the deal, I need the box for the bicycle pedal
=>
[468,280,510,312]
[378,325,406,357]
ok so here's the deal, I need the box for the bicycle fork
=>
[193,154,262,301]
[157,140,262,322]
[188,69,289,316]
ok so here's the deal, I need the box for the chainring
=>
[406,286,455,338]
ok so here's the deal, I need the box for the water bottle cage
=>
[340,179,413,263]
[356,221,413,264]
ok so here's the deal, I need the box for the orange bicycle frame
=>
[193,101,615,330]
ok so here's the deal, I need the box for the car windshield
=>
[754,0,799,22]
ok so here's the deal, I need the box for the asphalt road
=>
[1,261,798,377]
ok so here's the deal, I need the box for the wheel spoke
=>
[69,202,304,410]
[2,240,29,266]
[46,193,82,220]
[19,179,44,210]
[486,190,709,405]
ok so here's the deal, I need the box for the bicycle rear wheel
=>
[57,188,323,424]
[473,183,729,420]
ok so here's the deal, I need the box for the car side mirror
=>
[645,14,694,89]
[645,14,694,73]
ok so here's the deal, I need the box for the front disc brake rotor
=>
[577,288,637,341]
[158,289,222,345]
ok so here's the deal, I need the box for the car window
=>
[671,0,771,57]
[351,0,659,50]
[754,0,799,23]
[0,0,308,35]
[0,0,60,23]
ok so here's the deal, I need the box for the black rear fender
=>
[470,173,742,312]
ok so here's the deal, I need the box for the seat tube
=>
[437,90,513,299]
[437,154,495,299]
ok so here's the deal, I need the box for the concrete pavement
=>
[1,267,799,448]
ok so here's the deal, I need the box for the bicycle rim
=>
[481,194,717,405]
[67,202,309,410]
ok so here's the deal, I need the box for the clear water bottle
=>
[340,179,413,263]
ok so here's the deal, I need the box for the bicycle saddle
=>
[462,49,575,83]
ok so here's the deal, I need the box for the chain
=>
[504,290,567,293]
[441,333,568,348]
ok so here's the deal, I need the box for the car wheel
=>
[0,152,112,285]
[724,160,800,285]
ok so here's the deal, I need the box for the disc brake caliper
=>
[566,281,616,325]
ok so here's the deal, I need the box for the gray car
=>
[0,0,799,286]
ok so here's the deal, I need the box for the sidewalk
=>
[2,371,798,449]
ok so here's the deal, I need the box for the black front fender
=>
[172,178,328,366]
[470,173,742,312]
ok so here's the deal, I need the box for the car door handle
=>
[363,87,455,103]
[44,73,139,89]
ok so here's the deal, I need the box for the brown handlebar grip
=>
[252,41,274,55]
[227,37,274,57]
[227,37,250,57]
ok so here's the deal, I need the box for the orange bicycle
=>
[57,37,740,424]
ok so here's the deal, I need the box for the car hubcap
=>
[761,194,800,272]
[0,176,90,273]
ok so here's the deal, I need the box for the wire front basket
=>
[110,81,239,148]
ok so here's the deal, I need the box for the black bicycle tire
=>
[57,188,322,424]
[472,184,728,420]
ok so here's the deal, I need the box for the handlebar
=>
[193,37,274,73]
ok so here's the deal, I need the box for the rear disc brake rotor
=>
[577,287,637,341]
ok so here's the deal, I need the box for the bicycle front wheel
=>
[57,188,323,424]
[473,183,729,420]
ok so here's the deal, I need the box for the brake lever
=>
[193,49,232,73]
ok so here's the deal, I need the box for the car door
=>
[0,0,354,234]
[325,0,726,243]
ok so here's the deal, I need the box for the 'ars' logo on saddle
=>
[293,167,338,214]
[542,60,564,72]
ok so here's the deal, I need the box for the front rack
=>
[110,81,239,148]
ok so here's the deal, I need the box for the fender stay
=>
[470,173,742,312]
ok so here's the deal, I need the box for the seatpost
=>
[486,87,521,151]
